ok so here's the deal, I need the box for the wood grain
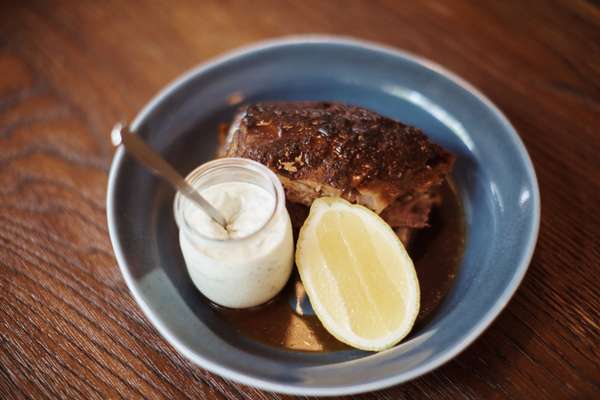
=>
[0,0,599,398]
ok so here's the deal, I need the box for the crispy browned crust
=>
[224,101,455,225]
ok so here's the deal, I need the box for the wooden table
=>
[1,1,598,398]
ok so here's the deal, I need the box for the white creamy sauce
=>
[178,181,293,308]
[187,182,274,240]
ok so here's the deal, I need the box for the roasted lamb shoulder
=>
[222,102,455,231]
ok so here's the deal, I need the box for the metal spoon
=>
[111,123,228,227]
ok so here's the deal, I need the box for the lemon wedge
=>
[295,197,420,351]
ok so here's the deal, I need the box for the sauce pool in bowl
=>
[212,179,465,351]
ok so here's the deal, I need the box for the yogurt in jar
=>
[174,158,294,308]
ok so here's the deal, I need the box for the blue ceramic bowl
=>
[107,36,540,395]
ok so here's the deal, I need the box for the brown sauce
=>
[212,180,465,352]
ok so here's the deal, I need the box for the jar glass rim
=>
[173,157,284,243]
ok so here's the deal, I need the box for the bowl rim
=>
[106,34,540,396]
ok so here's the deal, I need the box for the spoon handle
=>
[111,123,228,227]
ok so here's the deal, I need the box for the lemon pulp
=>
[295,197,420,351]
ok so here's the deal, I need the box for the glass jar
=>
[174,158,294,308]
